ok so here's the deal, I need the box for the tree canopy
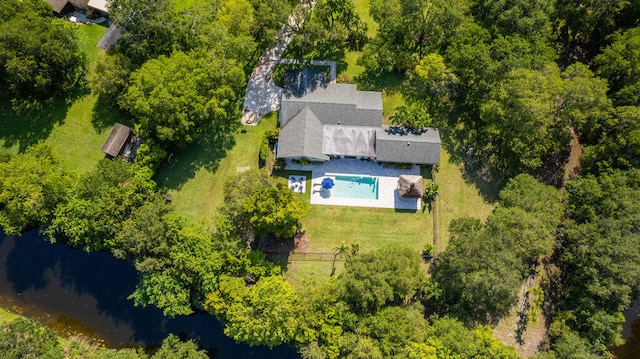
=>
[243,183,309,238]
[0,1,86,111]
[0,145,73,235]
[122,51,245,150]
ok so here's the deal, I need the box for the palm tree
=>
[423,181,440,202]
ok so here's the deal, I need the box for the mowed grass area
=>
[155,113,278,226]
[0,23,118,174]
[44,24,113,173]
[281,148,495,286]
[435,150,495,251]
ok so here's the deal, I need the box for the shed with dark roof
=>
[101,123,132,158]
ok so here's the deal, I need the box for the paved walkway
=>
[242,1,316,125]
[285,159,422,210]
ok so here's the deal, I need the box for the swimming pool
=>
[332,175,379,200]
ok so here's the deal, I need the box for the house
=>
[276,74,441,165]
[45,0,108,16]
[101,123,140,162]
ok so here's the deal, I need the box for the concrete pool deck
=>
[285,159,422,210]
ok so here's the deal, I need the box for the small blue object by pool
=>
[332,175,379,200]
[321,177,335,189]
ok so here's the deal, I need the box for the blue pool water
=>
[332,175,379,200]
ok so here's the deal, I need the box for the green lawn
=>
[155,113,279,226]
[355,0,377,38]
[434,150,495,251]
[0,24,117,174]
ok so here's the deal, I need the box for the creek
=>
[0,229,299,358]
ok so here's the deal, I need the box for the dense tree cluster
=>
[95,0,299,169]
[0,0,86,111]
[288,0,367,59]
[553,170,640,349]
[0,145,73,235]
[3,0,640,357]
[433,174,563,323]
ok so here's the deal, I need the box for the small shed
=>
[398,175,423,199]
[101,123,132,158]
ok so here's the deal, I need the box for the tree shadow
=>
[436,125,504,203]
[356,70,405,94]
[91,97,133,132]
[154,119,240,191]
[0,97,72,153]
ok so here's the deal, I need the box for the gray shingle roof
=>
[375,126,441,164]
[277,107,328,160]
[281,84,382,128]
[97,24,121,50]
[101,123,132,157]
[277,75,440,163]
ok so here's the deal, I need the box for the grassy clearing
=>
[434,150,495,252]
[155,112,278,225]
[0,24,114,174]
[44,24,112,173]
[354,0,377,38]
[283,205,432,284]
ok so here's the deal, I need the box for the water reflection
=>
[616,301,640,359]
[0,230,299,359]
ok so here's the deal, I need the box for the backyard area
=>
[0,23,117,174]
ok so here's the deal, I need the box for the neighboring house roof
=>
[283,68,327,97]
[101,123,132,157]
[322,125,376,157]
[376,126,441,164]
[45,0,71,13]
[278,107,328,161]
[87,0,108,12]
[46,0,106,14]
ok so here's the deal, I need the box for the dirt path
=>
[493,265,549,357]
[563,128,583,185]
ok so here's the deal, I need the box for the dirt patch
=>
[493,264,549,357]
[563,128,583,186]
[256,233,310,254]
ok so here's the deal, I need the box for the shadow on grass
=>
[0,96,75,153]
[91,98,133,132]
[355,70,405,93]
[154,120,240,191]
[436,124,503,203]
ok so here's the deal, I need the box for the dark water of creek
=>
[0,229,299,359]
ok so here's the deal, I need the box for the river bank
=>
[0,229,299,358]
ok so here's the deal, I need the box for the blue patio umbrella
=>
[321,177,335,189]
